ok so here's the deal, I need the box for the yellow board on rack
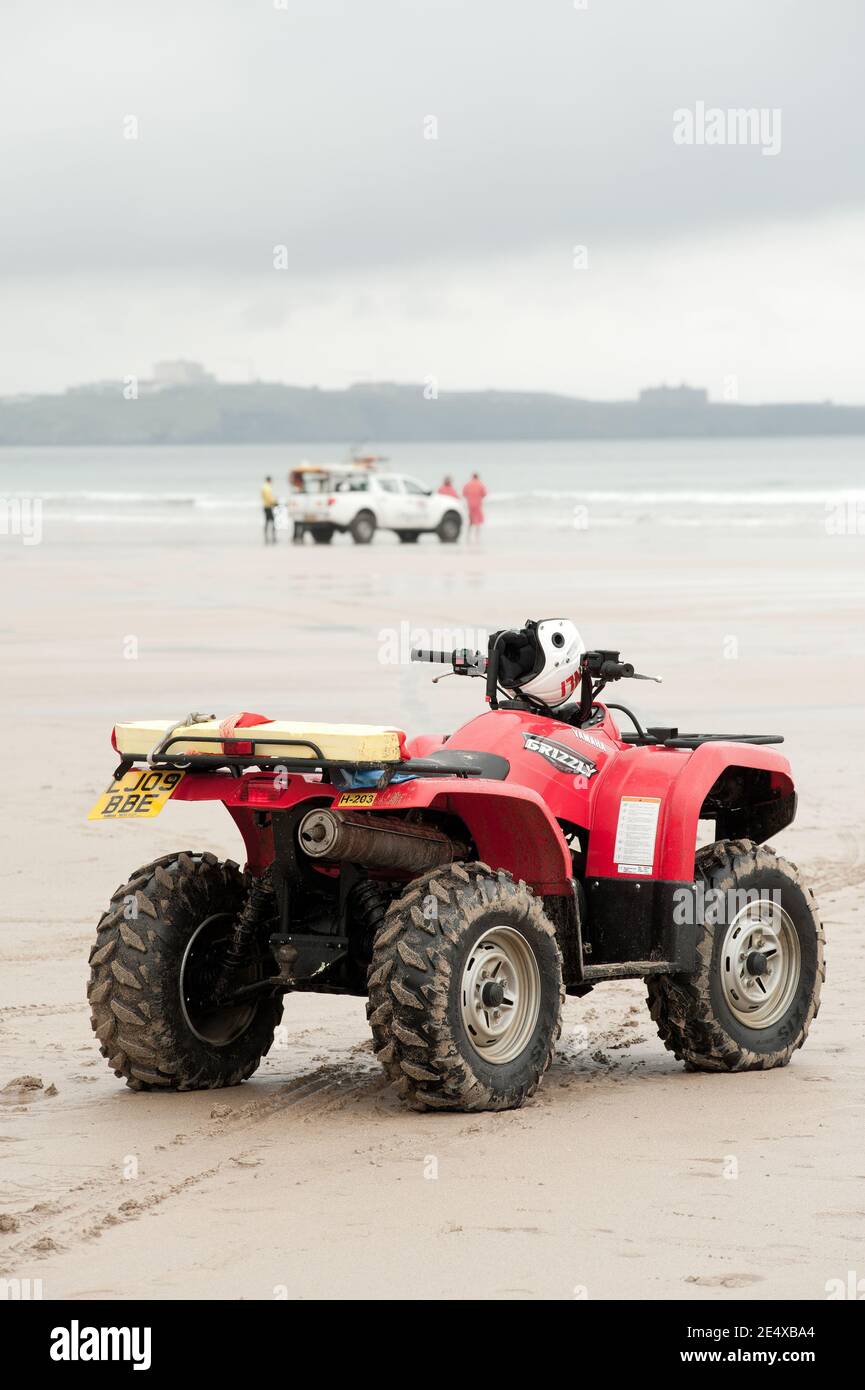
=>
[112,719,405,763]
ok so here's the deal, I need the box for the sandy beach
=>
[1,506,864,1301]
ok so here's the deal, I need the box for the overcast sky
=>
[1,0,863,401]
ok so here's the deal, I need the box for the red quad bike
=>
[87,620,824,1112]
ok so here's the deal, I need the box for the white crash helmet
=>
[506,619,584,708]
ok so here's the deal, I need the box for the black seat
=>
[402,749,510,780]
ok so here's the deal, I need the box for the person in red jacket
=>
[462,472,487,540]
[438,475,459,498]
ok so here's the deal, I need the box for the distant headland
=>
[1,363,862,446]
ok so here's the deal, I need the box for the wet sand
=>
[1,517,863,1299]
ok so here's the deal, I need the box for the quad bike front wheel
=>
[88,852,283,1090]
[367,863,564,1111]
[647,839,824,1072]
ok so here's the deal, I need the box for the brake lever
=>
[432,666,487,684]
[631,672,663,684]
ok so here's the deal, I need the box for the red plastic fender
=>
[172,771,331,875]
[586,741,795,882]
[173,770,572,890]
[404,733,450,759]
[365,777,574,895]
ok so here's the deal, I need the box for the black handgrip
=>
[411,648,453,664]
[600,660,634,680]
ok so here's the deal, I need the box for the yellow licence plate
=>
[335,791,377,808]
[88,769,186,821]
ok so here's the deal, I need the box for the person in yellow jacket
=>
[261,475,277,544]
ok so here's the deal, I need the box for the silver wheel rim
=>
[460,926,541,1064]
[719,898,801,1029]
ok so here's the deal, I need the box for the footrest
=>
[270,933,348,983]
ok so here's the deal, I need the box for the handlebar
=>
[411,649,454,664]
[580,650,660,684]
[411,647,488,677]
[411,636,660,722]
[599,659,634,680]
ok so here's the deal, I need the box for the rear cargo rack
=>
[114,731,483,786]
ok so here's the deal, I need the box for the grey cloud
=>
[2,0,864,279]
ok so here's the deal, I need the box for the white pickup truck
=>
[285,467,466,544]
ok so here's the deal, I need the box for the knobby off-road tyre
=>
[88,852,283,1091]
[646,839,824,1072]
[367,862,564,1111]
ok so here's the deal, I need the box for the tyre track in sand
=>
[3,837,860,1277]
[809,828,865,896]
[0,1059,388,1270]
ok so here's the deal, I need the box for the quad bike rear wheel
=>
[367,862,563,1111]
[87,852,282,1090]
[647,839,824,1071]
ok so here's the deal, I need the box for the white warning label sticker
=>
[613,796,661,875]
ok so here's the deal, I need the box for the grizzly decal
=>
[522,733,598,778]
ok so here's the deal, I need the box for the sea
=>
[1,436,863,544]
